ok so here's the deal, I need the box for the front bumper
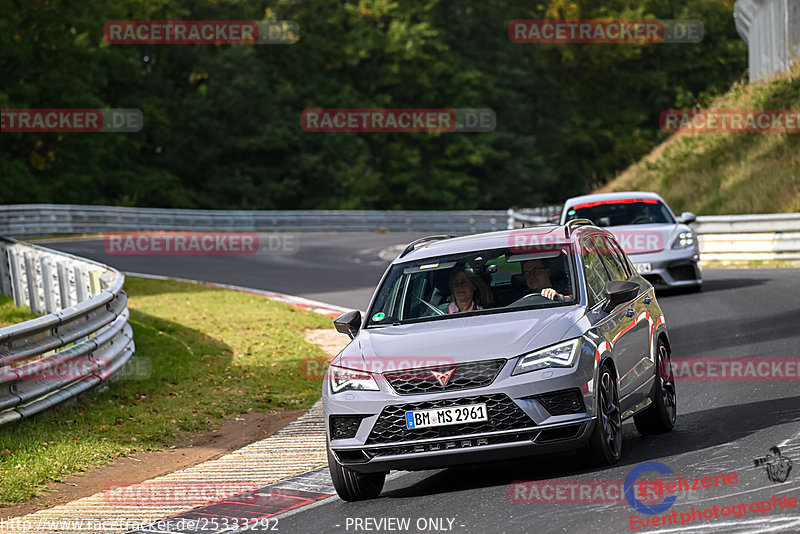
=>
[330,417,595,473]
[324,352,598,473]
[628,248,702,288]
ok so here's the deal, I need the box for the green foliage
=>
[601,63,800,215]
[0,0,747,208]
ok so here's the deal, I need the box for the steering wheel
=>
[630,215,651,225]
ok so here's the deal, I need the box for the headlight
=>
[329,365,380,394]
[672,231,694,249]
[513,339,580,375]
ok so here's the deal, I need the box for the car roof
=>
[563,191,666,209]
[393,225,610,263]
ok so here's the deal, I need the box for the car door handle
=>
[625,308,635,317]
[644,296,652,304]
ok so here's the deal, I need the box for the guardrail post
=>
[8,249,24,307]
[0,243,11,297]
[88,270,102,297]
[41,259,57,313]
[23,252,41,314]
[74,265,87,303]
[57,261,70,309]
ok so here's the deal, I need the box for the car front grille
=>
[534,389,585,416]
[382,359,505,395]
[365,393,533,445]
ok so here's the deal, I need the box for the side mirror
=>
[333,310,362,339]
[602,281,640,313]
[679,212,696,224]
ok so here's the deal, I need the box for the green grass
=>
[0,296,39,328]
[0,277,332,505]
[599,63,800,215]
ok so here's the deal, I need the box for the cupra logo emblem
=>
[431,368,455,387]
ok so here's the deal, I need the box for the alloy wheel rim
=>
[658,345,677,423]
[599,371,622,456]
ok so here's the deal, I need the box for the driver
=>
[522,259,572,302]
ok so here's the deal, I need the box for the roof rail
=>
[564,218,594,238]
[399,235,456,258]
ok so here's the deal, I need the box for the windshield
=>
[564,199,675,226]
[366,247,578,326]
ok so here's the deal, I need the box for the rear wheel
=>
[327,446,385,501]
[634,341,677,435]
[582,364,622,466]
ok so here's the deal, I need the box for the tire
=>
[327,446,385,501]
[581,363,622,467]
[634,341,677,435]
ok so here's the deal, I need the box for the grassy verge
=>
[0,297,39,328]
[0,277,332,505]
[598,63,800,215]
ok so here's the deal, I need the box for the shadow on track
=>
[379,395,800,500]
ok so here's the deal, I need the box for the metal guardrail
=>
[505,206,563,228]
[0,237,134,426]
[735,0,800,82]
[0,204,513,236]
[507,208,800,262]
[692,213,800,261]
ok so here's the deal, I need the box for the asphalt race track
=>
[43,234,800,534]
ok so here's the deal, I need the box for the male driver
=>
[521,259,571,302]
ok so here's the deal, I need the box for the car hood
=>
[605,223,691,255]
[333,307,585,371]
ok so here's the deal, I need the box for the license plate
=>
[634,262,652,273]
[405,403,488,429]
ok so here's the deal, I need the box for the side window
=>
[595,236,629,281]
[581,239,611,308]
[609,239,634,279]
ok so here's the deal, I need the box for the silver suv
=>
[324,221,676,501]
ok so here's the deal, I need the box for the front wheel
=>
[634,341,677,435]
[581,364,622,467]
[327,446,385,501]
